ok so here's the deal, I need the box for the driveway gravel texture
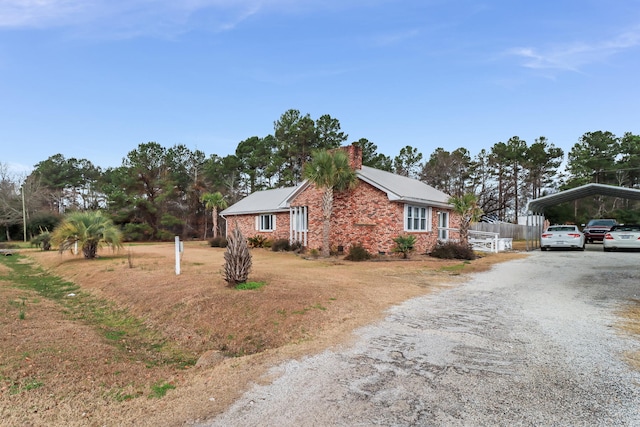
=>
[198,249,640,426]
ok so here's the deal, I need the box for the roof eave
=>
[392,196,452,209]
[221,208,291,216]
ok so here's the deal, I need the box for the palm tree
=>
[201,192,228,239]
[223,225,252,286]
[51,211,123,259]
[449,193,483,245]
[303,150,358,257]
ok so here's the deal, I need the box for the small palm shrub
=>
[247,235,269,248]
[392,235,416,259]
[31,231,52,251]
[271,239,291,252]
[224,227,252,286]
[51,211,123,259]
[344,244,371,261]
[430,241,476,260]
[209,236,228,248]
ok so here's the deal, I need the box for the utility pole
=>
[21,185,26,242]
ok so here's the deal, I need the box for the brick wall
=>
[326,181,458,254]
[337,144,363,170]
[225,211,291,243]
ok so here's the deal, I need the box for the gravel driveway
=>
[200,249,640,426]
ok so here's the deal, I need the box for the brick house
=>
[220,145,460,254]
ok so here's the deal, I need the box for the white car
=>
[541,225,585,251]
[603,224,640,252]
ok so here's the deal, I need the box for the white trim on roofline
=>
[222,166,453,216]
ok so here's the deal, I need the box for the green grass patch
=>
[105,387,140,402]
[439,262,470,273]
[0,242,30,249]
[10,378,44,395]
[149,381,175,399]
[0,254,196,369]
[292,303,328,315]
[104,329,126,341]
[235,281,266,290]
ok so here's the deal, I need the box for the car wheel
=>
[603,247,611,252]
[540,247,547,251]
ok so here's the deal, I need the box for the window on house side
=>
[292,209,308,231]
[405,205,430,231]
[259,214,275,231]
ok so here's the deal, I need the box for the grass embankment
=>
[1,254,194,368]
[0,253,196,426]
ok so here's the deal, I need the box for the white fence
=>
[439,227,512,253]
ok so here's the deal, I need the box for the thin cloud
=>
[0,0,383,39]
[370,29,421,47]
[508,26,640,72]
[0,0,88,28]
[0,0,293,35]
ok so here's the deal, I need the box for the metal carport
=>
[525,183,640,250]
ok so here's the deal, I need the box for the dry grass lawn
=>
[618,299,640,370]
[0,242,530,426]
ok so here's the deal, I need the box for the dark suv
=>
[582,219,617,243]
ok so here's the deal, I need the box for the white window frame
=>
[438,211,449,240]
[257,214,276,231]
[404,205,431,232]
[291,207,308,232]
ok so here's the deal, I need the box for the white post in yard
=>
[175,236,181,275]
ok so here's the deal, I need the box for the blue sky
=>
[2,0,640,175]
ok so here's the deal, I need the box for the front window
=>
[405,205,431,231]
[259,214,275,231]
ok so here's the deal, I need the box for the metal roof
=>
[527,183,640,214]
[220,184,304,216]
[357,166,452,208]
[221,166,453,216]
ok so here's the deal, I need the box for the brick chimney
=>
[341,143,363,170]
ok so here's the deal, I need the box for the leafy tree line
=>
[2,108,639,241]
[549,131,640,224]
[421,131,640,224]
